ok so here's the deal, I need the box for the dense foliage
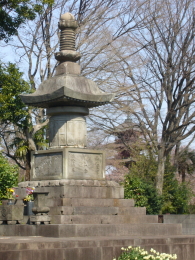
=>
[124,174,162,215]
[0,62,30,126]
[0,153,18,200]
[123,154,194,214]
[0,62,48,180]
[162,159,193,214]
[0,0,54,41]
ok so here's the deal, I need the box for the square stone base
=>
[31,148,105,181]
[0,205,24,222]
[18,180,124,200]
[30,215,51,225]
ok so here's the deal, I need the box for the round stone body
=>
[47,106,88,148]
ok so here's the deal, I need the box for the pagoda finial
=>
[55,12,81,63]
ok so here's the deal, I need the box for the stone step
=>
[19,180,124,199]
[60,198,135,207]
[163,214,195,224]
[50,214,158,224]
[56,223,182,237]
[0,223,182,237]
[49,206,146,216]
[0,235,194,260]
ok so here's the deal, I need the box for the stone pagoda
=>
[21,12,114,182]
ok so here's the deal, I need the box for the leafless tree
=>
[115,0,195,194]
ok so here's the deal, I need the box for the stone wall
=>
[162,214,195,235]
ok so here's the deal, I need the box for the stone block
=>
[50,223,182,238]
[118,207,146,215]
[50,215,72,224]
[164,214,195,224]
[18,180,124,199]
[55,62,81,76]
[30,148,105,181]
[113,199,134,207]
[1,235,195,260]
[30,215,51,225]
[0,205,24,222]
[66,198,134,207]
[49,214,158,225]
[49,206,73,215]
[100,215,158,224]
[49,114,87,148]
[183,228,195,235]
[72,206,119,215]
[0,251,20,260]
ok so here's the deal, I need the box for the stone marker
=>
[20,12,114,181]
[0,204,24,224]
[30,192,51,225]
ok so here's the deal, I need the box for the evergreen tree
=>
[0,63,48,180]
[0,0,53,41]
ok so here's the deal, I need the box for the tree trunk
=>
[181,171,186,183]
[25,151,31,181]
[174,142,180,172]
[155,146,166,196]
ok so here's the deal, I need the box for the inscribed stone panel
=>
[68,152,103,179]
[33,152,63,179]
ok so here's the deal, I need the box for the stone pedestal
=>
[30,192,51,225]
[18,180,124,201]
[0,205,24,224]
[30,148,105,181]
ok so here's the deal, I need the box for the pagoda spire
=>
[55,12,81,63]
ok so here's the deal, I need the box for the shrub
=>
[124,154,194,214]
[123,175,162,215]
[162,163,194,214]
[0,153,19,200]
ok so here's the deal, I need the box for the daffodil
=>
[113,246,177,260]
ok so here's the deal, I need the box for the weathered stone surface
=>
[118,207,146,215]
[48,204,116,217]
[0,223,182,237]
[17,180,124,214]
[19,179,121,188]
[30,148,105,181]
[49,205,144,216]
[163,214,195,235]
[30,215,51,225]
[1,235,195,260]
[33,152,63,179]
[20,73,115,108]
[55,62,81,76]
[50,214,158,225]
[47,106,89,116]
[60,198,134,207]
[48,114,87,148]
[30,192,50,225]
[20,13,114,109]
[0,205,24,221]
[49,206,73,215]
[67,149,104,179]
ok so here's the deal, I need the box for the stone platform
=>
[1,179,195,260]
[0,235,195,260]
[17,180,124,200]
